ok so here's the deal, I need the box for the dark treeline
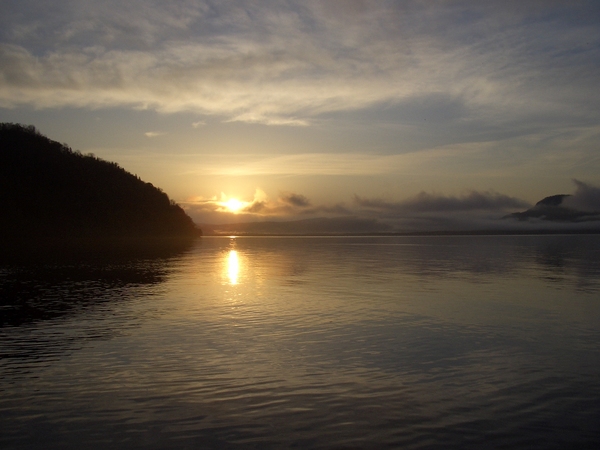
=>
[0,123,201,245]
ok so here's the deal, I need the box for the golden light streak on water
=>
[227,250,239,285]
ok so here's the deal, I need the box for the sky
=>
[2,1,600,231]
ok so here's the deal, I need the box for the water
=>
[1,235,600,449]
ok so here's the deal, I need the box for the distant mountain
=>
[201,217,392,235]
[0,123,201,242]
[505,194,600,222]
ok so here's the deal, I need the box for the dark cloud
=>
[279,192,310,207]
[245,201,266,213]
[354,191,530,214]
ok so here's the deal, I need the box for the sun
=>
[217,193,250,213]
[223,198,245,213]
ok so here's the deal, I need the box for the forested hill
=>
[0,123,201,240]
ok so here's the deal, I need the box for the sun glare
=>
[221,197,246,213]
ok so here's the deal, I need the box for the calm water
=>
[1,235,600,449]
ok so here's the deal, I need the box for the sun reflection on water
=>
[227,250,239,285]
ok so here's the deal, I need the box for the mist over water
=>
[1,235,600,449]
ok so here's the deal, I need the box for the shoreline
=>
[201,229,600,237]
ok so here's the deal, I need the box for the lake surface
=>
[1,235,600,449]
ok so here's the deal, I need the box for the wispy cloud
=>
[144,131,165,138]
[1,1,598,135]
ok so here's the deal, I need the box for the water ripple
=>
[1,236,600,449]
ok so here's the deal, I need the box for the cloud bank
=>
[183,187,535,232]
[354,191,530,215]
[185,181,600,234]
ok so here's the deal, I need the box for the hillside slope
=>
[0,123,200,240]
